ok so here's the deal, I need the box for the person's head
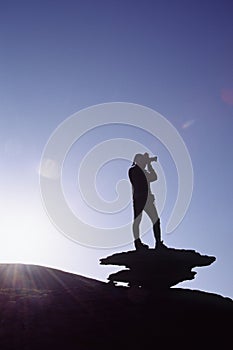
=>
[133,153,148,169]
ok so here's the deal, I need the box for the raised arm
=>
[146,162,157,182]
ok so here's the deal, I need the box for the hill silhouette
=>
[0,260,232,349]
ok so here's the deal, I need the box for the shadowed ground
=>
[0,262,232,349]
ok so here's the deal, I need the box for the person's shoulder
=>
[129,164,144,176]
[128,165,135,174]
[128,164,138,175]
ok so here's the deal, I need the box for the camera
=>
[148,156,157,162]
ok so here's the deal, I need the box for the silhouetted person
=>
[128,153,164,250]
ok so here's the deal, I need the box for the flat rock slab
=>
[100,247,216,289]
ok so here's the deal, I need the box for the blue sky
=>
[1,0,233,299]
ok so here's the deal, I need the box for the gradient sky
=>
[1,0,233,299]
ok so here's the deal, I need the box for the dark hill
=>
[0,263,232,349]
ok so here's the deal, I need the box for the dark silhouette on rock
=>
[0,263,232,349]
[100,247,216,290]
[129,152,164,250]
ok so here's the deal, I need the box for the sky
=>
[1,0,233,299]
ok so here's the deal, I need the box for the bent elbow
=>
[149,174,157,182]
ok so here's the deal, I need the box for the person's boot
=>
[134,239,149,250]
[156,240,167,250]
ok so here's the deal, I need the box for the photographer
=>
[128,153,165,250]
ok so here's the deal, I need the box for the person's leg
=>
[132,213,142,241]
[144,199,162,247]
[133,199,148,250]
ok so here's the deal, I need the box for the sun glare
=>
[0,201,52,264]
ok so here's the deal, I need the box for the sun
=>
[0,199,52,264]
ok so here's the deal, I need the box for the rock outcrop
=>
[100,247,216,290]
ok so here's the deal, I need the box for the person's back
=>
[128,164,148,199]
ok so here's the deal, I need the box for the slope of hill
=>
[0,263,232,349]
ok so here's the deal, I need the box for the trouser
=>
[133,194,161,244]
